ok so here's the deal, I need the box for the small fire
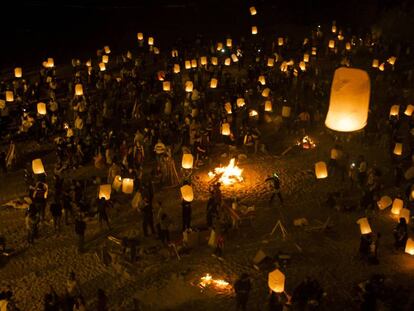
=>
[296,135,316,149]
[199,274,231,290]
[208,158,243,185]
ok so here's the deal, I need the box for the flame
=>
[296,135,316,149]
[208,158,243,185]
[199,273,231,290]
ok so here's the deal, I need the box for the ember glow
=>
[199,274,232,290]
[208,158,243,185]
[297,135,316,149]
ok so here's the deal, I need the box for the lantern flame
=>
[208,158,243,185]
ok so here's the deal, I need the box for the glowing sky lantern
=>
[268,269,285,293]
[249,6,257,15]
[251,26,258,35]
[315,161,328,179]
[182,154,194,169]
[357,217,372,234]
[325,67,370,132]
[14,67,22,78]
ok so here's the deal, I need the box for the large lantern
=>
[391,198,403,215]
[393,143,402,156]
[32,159,45,175]
[251,26,258,35]
[210,78,218,89]
[282,106,291,117]
[389,105,399,117]
[112,175,122,191]
[249,6,257,15]
[185,81,193,92]
[75,84,83,96]
[357,218,372,235]
[14,67,22,78]
[37,102,47,115]
[265,101,272,112]
[258,75,266,85]
[315,161,328,179]
[200,56,207,66]
[173,64,180,73]
[5,91,14,102]
[122,178,134,194]
[325,67,370,132]
[236,98,245,108]
[99,184,112,200]
[405,238,414,255]
[181,185,194,202]
[182,154,194,169]
[404,105,414,116]
[268,269,285,293]
[221,123,231,136]
[137,32,144,41]
[163,81,171,91]
[377,196,392,210]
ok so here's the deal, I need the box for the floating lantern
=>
[282,106,291,117]
[99,184,112,200]
[315,161,328,179]
[390,105,399,117]
[328,40,335,49]
[185,81,193,92]
[332,25,337,33]
[112,175,122,191]
[200,56,207,66]
[303,53,310,63]
[137,32,144,41]
[372,59,379,68]
[278,37,284,46]
[0,100,5,109]
[75,84,83,96]
[267,58,274,67]
[99,62,106,71]
[224,102,232,114]
[185,60,191,69]
[379,63,385,71]
[102,55,109,64]
[258,75,266,85]
[14,67,22,78]
[226,38,232,48]
[173,64,180,73]
[211,57,218,66]
[5,91,13,102]
[122,178,134,194]
[337,33,344,40]
[377,196,392,210]
[268,269,285,293]
[391,198,404,215]
[126,51,132,59]
[191,59,197,68]
[164,100,172,115]
[224,58,231,66]
[388,56,397,66]
[399,208,410,224]
[346,42,351,51]
[181,185,194,202]
[148,37,154,46]
[217,42,223,51]
[249,110,258,117]
[404,105,414,116]
[157,71,165,81]
[153,47,160,55]
[37,102,47,115]
[171,49,178,57]
[236,98,245,107]
[46,58,54,68]
[251,26,258,35]
[103,45,111,54]
[221,122,231,136]
[357,218,372,235]
[32,159,45,175]
[393,143,403,156]
[249,6,257,15]
[231,54,238,62]
[265,100,272,112]
[299,61,306,71]
[405,238,414,255]
[311,47,317,55]
[325,67,370,132]
[182,154,194,169]
[261,88,270,97]
[210,78,218,89]
[163,81,171,91]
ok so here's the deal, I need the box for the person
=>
[65,272,81,311]
[292,277,324,309]
[368,233,381,265]
[0,151,6,174]
[268,291,287,311]
[154,138,166,163]
[43,286,60,311]
[74,215,86,253]
[141,197,155,237]
[159,213,171,245]
[32,181,48,222]
[97,289,108,311]
[0,290,17,311]
[206,197,218,228]
[182,200,192,231]
[265,173,283,205]
[357,155,367,186]
[97,198,111,230]
[393,217,408,250]
[25,204,39,245]
[72,296,86,311]
[50,200,62,233]
[234,273,251,311]
[359,233,372,261]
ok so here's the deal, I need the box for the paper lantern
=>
[126,51,132,59]
[122,178,134,194]
[231,54,238,62]
[171,49,178,57]
[315,161,328,179]
[46,58,54,68]
[251,26,258,35]
[278,37,284,46]
[393,143,402,156]
[221,123,231,136]
[268,269,285,293]
[173,64,180,73]
[182,154,194,169]
[185,81,193,92]
[181,185,194,202]
[161,81,171,92]
[391,198,404,215]
[267,58,274,67]
[86,59,92,67]
[216,42,223,51]
[325,67,370,132]
[332,25,337,33]
[377,196,392,210]
[346,42,351,51]
[372,59,379,68]
[185,60,191,69]
[0,100,5,109]
[282,106,291,117]
[37,102,47,115]
[249,6,257,15]
[200,56,207,66]
[379,63,385,71]
[226,38,232,47]
[258,75,266,85]
[390,105,399,117]
[357,218,372,235]
[99,184,111,200]
[311,47,317,55]
[75,84,83,96]
[388,56,397,65]
[303,53,310,63]
[99,62,106,71]
[164,101,172,115]
[211,57,218,66]
[405,238,414,255]
[137,32,144,41]
[236,98,245,107]
[249,110,258,117]
[112,175,122,191]
[224,58,231,66]
[337,33,344,41]
[102,55,109,64]
[299,61,306,71]
[5,91,13,102]
[148,37,154,46]
[191,59,197,68]
[404,105,414,116]
[32,159,45,174]
[224,102,232,114]
[210,78,218,89]
[262,88,270,97]
[399,208,410,224]
[328,40,335,49]
[103,46,111,54]
[265,100,272,112]
[14,67,22,78]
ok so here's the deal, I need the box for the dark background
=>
[0,0,408,70]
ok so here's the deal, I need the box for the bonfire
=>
[199,274,232,292]
[208,158,243,185]
[296,135,316,149]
